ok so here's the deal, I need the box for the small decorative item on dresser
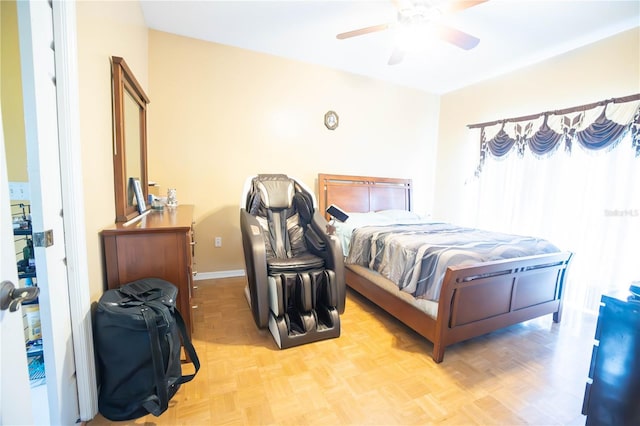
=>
[130,177,147,214]
[167,188,178,207]
[151,198,164,211]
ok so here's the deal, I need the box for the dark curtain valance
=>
[470,94,640,173]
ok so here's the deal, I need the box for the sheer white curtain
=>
[473,134,639,313]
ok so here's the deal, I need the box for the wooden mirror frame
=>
[111,56,150,222]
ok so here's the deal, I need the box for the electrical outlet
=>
[214,237,222,247]
[9,182,30,201]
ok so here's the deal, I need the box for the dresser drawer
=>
[102,205,196,335]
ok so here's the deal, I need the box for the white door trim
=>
[52,1,98,421]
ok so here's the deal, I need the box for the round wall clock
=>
[324,110,339,130]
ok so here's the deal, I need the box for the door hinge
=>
[33,230,54,248]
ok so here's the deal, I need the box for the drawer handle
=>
[192,305,199,309]
[193,285,199,290]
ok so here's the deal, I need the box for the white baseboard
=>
[194,269,246,281]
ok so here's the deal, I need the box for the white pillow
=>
[375,209,423,221]
[333,212,387,256]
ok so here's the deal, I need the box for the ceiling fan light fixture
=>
[395,24,434,53]
[398,1,444,25]
[336,0,483,64]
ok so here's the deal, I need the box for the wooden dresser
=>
[101,205,197,335]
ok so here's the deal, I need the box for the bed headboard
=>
[318,173,412,220]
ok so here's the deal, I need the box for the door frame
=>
[51,2,98,420]
[17,0,97,421]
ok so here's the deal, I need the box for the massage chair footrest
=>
[268,308,340,349]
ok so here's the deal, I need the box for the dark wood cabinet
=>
[582,292,640,426]
[101,205,196,335]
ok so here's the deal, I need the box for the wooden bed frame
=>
[317,173,573,363]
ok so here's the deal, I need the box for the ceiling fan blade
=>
[388,47,405,65]
[337,23,389,40]
[434,23,480,50]
[442,0,488,14]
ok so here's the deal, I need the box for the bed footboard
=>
[432,252,573,362]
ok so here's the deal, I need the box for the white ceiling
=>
[140,0,640,94]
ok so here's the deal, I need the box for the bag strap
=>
[140,307,169,416]
[173,309,200,384]
[119,280,163,302]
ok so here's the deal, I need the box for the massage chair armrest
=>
[240,209,269,328]
[310,211,346,314]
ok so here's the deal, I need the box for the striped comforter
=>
[345,223,560,302]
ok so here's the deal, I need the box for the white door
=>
[4,1,96,423]
[0,107,34,425]
[16,1,80,424]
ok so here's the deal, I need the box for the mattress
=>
[339,215,560,302]
[346,264,440,319]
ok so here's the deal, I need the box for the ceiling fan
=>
[336,0,486,65]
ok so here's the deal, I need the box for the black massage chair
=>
[240,174,345,348]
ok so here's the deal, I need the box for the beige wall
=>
[7,2,639,294]
[148,30,440,274]
[76,0,148,301]
[435,28,640,224]
[0,0,27,183]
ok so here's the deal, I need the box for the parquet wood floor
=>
[88,277,595,425]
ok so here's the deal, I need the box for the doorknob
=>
[0,281,39,312]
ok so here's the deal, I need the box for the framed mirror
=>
[111,56,150,222]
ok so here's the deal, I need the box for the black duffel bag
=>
[94,278,200,421]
